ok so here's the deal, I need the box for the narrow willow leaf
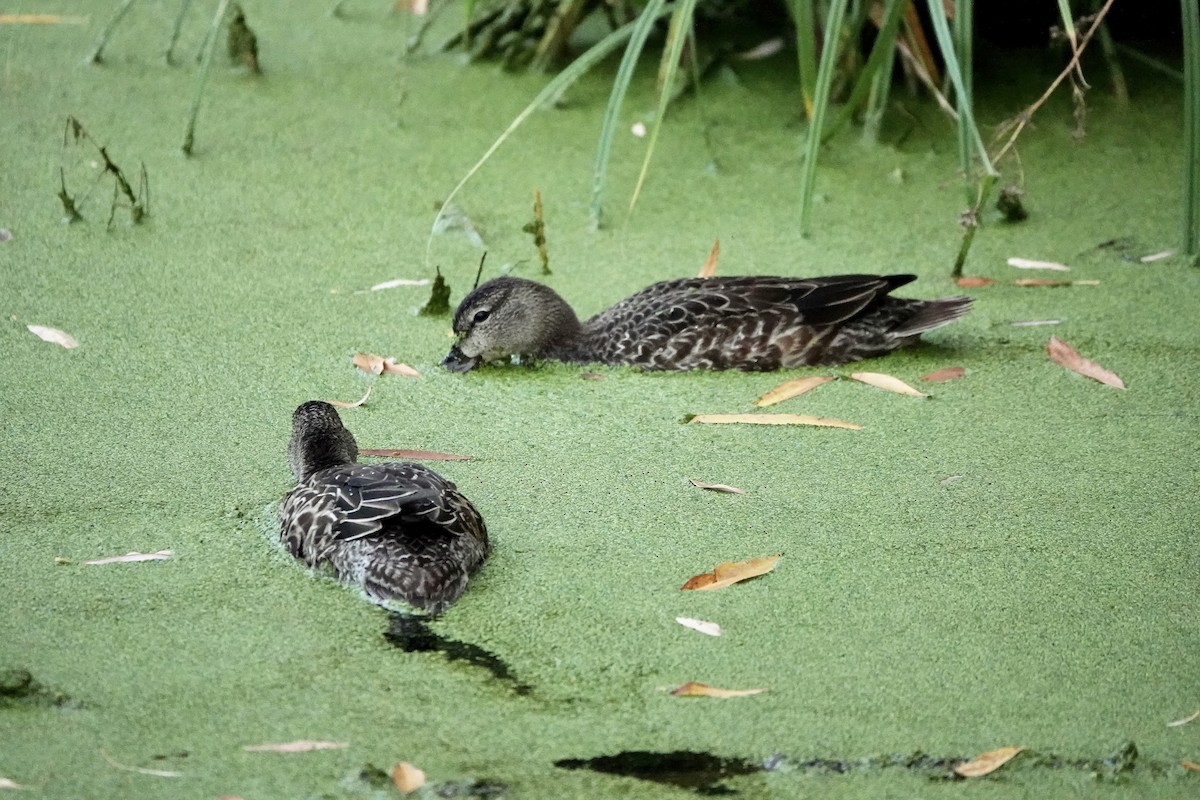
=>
[243,741,348,753]
[1047,336,1125,388]
[675,617,721,636]
[698,239,719,277]
[689,479,746,495]
[84,550,172,565]
[1007,257,1070,271]
[953,746,1024,778]
[27,324,78,348]
[682,555,780,591]
[688,413,860,430]
[850,372,928,397]
[670,682,766,698]
[754,375,835,407]
[329,386,372,408]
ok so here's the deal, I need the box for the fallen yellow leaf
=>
[688,413,860,430]
[953,746,1024,778]
[84,550,172,565]
[1047,336,1125,389]
[243,741,348,753]
[920,367,965,383]
[329,386,372,408]
[850,372,928,397]
[682,555,780,591]
[670,681,767,698]
[1182,759,1200,773]
[688,479,746,495]
[754,375,836,407]
[392,761,426,794]
[1168,709,1200,728]
[0,14,88,24]
[698,239,720,278]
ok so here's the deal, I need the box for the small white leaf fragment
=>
[27,324,78,349]
[1007,257,1070,271]
[675,617,722,637]
[1139,250,1173,263]
[939,475,962,486]
[0,228,12,242]
[1167,709,1200,728]
[689,479,746,495]
[850,372,928,397]
[1011,319,1061,327]
[631,122,647,138]
[689,413,861,430]
[243,741,348,753]
[735,37,784,60]
[84,550,172,565]
[0,778,25,789]
[329,386,372,409]
[391,761,426,794]
[367,278,429,292]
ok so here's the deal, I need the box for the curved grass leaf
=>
[797,0,850,237]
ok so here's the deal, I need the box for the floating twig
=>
[523,189,550,274]
[182,0,234,156]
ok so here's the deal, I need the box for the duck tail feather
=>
[891,296,972,337]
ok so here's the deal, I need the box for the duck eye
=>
[472,309,491,324]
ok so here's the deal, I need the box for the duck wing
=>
[590,274,915,333]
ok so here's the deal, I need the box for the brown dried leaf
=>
[580,372,606,381]
[359,448,472,461]
[682,555,780,591]
[27,324,78,349]
[850,372,928,397]
[84,550,172,565]
[920,367,965,383]
[329,386,372,408]
[1047,336,1125,389]
[953,746,1024,778]
[1182,760,1200,773]
[954,276,994,287]
[392,762,426,794]
[698,239,720,278]
[754,375,836,407]
[382,359,421,377]
[243,741,348,753]
[1007,257,1070,271]
[353,352,386,375]
[670,682,767,698]
[689,479,746,495]
[1167,709,1200,728]
[688,413,861,430]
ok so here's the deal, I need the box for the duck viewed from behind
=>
[442,274,972,373]
[279,401,489,614]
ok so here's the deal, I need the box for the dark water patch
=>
[384,613,532,696]
[434,778,509,797]
[0,668,78,709]
[555,751,761,795]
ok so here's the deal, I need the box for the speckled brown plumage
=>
[278,401,489,613]
[442,274,971,372]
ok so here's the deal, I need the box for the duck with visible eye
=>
[278,401,490,613]
[442,274,972,373]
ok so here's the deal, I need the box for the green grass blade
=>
[822,0,906,143]
[426,15,657,268]
[954,0,974,202]
[627,0,699,215]
[797,0,850,237]
[181,0,233,156]
[788,0,818,117]
[923,0,995,177]
[1183,0,1200,257]
[588,0,668,231]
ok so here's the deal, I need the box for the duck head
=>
[443,277,582,372]
[287,400,358,481]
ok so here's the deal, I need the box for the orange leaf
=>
[688,413,861,430]
[243,741,348,753]
[392,762,426,794]
[953,746,1024,778]
[954,276,994,287]
[688,479,746,495]
[1047,336,1125,389]
[698,239,720,278]
[850,372,928,397]
[682,555,780,591]
[920,367,964,383]
[329,386,372,408]
[670,682,766,698]
[754,375,836,407]
[360,448,472,461]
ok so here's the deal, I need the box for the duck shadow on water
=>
[383,612,533,697]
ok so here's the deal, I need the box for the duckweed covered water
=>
[1,4,1198,798]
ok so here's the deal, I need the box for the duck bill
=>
[442,345,481,373]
